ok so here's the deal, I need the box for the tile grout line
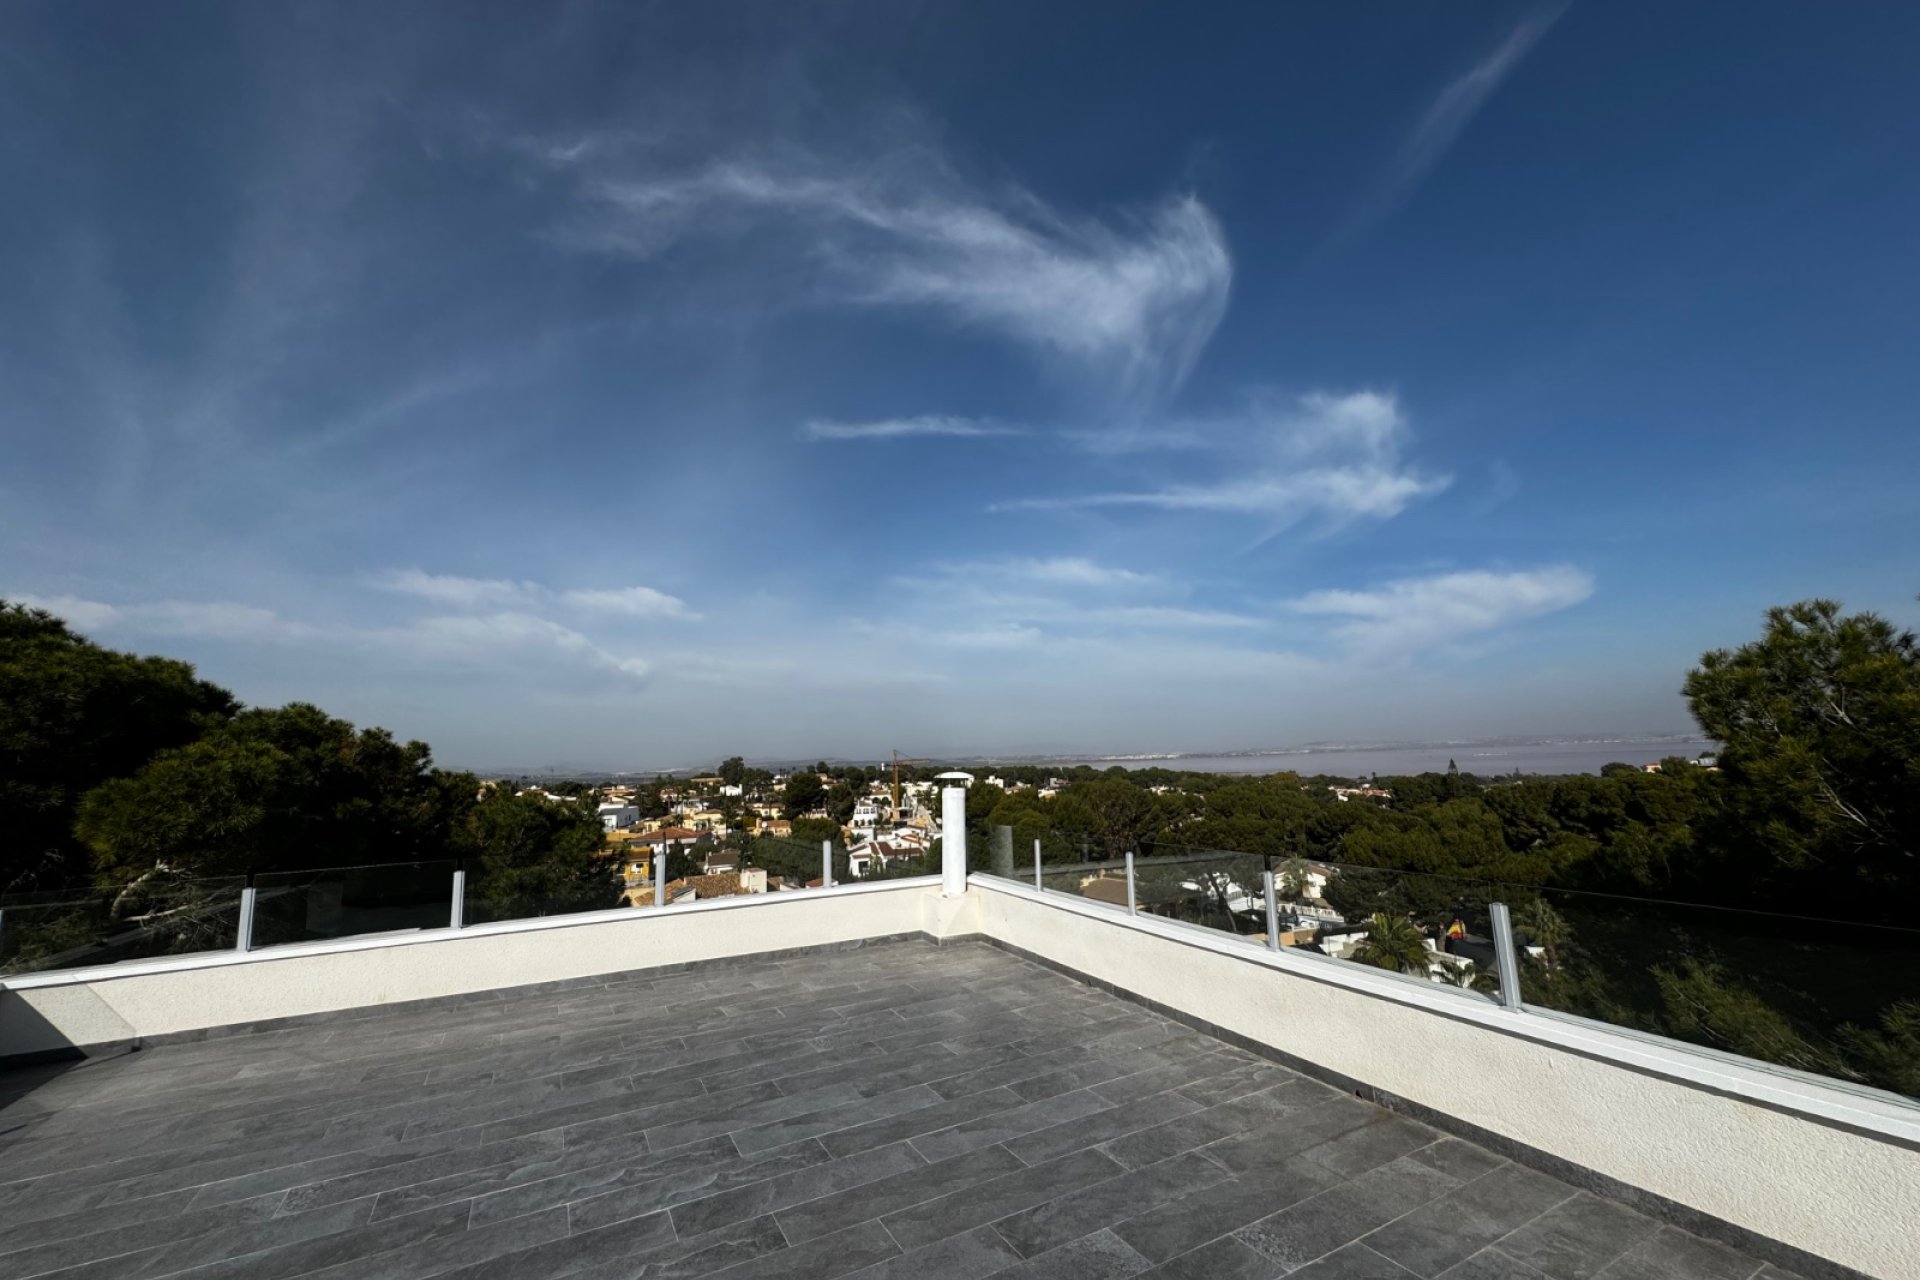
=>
[985,1220,1024,1261]
[663,1140,926,1236]
[1454,1182,1582,1256]
[1146,1134,1462,1275]
[1354,1164,1578,1276]
[884,1144,1139,1252]
[1487,1193,1665,1280]
[0,944,1801,1280]
[777,1142,1032,1247]
[1353,1240,1425,1277]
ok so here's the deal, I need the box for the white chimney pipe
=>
[937,771,974,897]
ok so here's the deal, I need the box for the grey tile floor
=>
[0,940,1792,1280]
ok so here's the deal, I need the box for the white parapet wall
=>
[0,878,965,1058]
[7,869,1914,1278]
[968,877,1920,1280]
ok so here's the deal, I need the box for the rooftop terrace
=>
[3,776,1914,1280]
[0,940,1788,1280]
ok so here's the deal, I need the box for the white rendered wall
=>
[5,872,1910,1277]
[969,881,1919,1280]
[1,879,954,1057]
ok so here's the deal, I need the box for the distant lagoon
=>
[601,736,1721,782]
[1062,737,1719,780]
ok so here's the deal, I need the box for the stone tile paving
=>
[0,940,1792,1280]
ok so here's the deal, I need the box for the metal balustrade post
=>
[1125,851,1137,916]
[822,840,834,890]
[1033,839,1043,891]
[1490,902,1523,1011]
[236,878,257,953]
[1263,871,1280,951]
[450,865,466,929]
[655,847,666,908]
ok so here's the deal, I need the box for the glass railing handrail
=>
[998,822,1919,1103]
[1,842,897,977]
[1034,836,1920,937]
[1,876,247,908]
[251,858,463,879]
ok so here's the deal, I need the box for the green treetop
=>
[1,601,238,890]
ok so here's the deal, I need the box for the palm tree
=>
[1520,899,1570,974]
[1277,855,1312,901]
[1193,866,1243,934]
[1446,961,1501,995]
[1353,913,1431,977]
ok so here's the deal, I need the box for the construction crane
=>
[890,749,925,828]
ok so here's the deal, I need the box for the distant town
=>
[497,746,1725,990]
[507,757,1013,908]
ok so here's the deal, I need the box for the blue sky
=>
[4,2,1917,770]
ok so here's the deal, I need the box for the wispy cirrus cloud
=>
[535,145,1231,414]
[912,555,1163,601]
[1000,390,1449,527]
[370,570,534,609]
[1015,471,1438,519]
[1291,565,1594,659]
[1335,4,1567,248]
[17,592,654,681]
[560,586,695,619]
[1084,605,1263,630]
[13,571,698,684]
[801,415,1018,442]
[15,595,318,643]
[372,570,696,620]
[994,557,1157,588]
[396,611,651,677]
[886,556,1264,644]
